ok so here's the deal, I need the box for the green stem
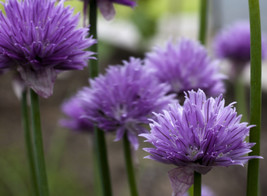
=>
[188,185,194,196]
[123,134,138,196]
[193,172,201,196]
[94,127,112,196]
[21,90,39,196]
[234,74,248,122]
[247,0,262,195]
[30,89,49,196]
[92,135,103,196]
[89,0,98,78]
[198,0,208,45]
[89,1,112,195]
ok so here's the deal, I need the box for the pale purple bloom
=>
[60,96,93,133]
[83,0,136,21]
[183,185,215,196]
[98,0,136,20]
[141,89,261,196]
[145,38,225,97]
[214,21,266,67]
[79,57,176,149]
[12,74,27,100]
[0,0,96,98]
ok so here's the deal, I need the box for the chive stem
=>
[123,134,139,196]
[193,171,201,196]
[246,0,262,195]
[198,0,208,45]
[30,89,49,196]
[94,127,112,196]
[89,1,112,195]
[21,90,39,196]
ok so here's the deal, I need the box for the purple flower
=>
[0,0,96,98]
[214,21,266,68]
[79,57,176,149]
[83,0,136,21]
[183,185,215,196]
[60,96,93,133]
[145,38,225,97]
[141,89,262,196]
[98,0,136,20]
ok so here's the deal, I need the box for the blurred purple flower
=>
[12,74,27,100]
[145,38,225,97]
[60,96,93,133]
[183,185,215,196]
[83,0,136,21]
[214,21,266,68]
[79,57,176,149]
[0,0,96,98]
[141,89,262,196]
[98,0,136,20]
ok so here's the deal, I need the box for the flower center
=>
[188,145,200,160]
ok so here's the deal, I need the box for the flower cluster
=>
[141,89,261,195]
[214,21,266,67]
[79,57,176,149]
[0,0,96,98]
[145,39,225,96]
[60,96,93,133]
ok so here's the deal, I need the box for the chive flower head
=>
[0,0,96,98]
[141,89,262,195]
[214,21,266,66]
[79,58,176,149]
[60,96,93,133]
[145,38,225,97]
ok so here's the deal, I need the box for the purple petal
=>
[115,127,126,141]
[112,0,136,7]
[12,73,27,100]
[127,131,139,150]
[168,167,194,196]
[98,0,116,20]
[18,66,57,98]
